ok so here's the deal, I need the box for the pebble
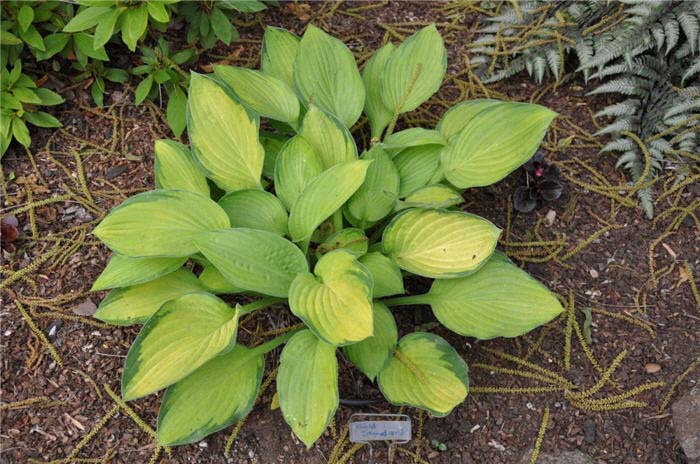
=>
[644,363,662,373]
[672,383,700,463]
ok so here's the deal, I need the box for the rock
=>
[583,420,596,444]
[72,299,97,316]
[672,384,700,463]
[519,449,594,464]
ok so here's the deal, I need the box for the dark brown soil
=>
[2,2,698,464]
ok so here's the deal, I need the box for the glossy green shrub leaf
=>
[382,208,500,278]
[294,24,365,127]
[122,293,239,400]
[393,145,441,198]
[157,345,263,445]
[378,332,468,416]
[383,128,446,155]
[436,99,505,138]
[381,25,446,115]
[344,147,400,229]
[121,5,148,52]
[298,105,357,169]
[154,140,209,196]
[93,190,230,258]
[441,102,557,188]
[274,136,324,210]
[362,43,395,139]
[261,26,299,89]
[396,184,463,211]
[277,330,338,448]
[318,228,368,257]
[358,252,404,298]
[343,302,397,380]
[288,160,371,242]
[218,189,288,236]
[289,250,373,345]
[194,229,308,297]
[427,252,564,339]
[197,259,244,294]
[95,269,204,326]
[187,73,264,191]
[214,65,300,125]
[92,254,187,291]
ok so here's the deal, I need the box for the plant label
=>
[349,413,411,443]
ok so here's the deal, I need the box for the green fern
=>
[471,0,700,218]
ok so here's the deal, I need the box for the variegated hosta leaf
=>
[378,332,468,416]
[343,302,398,381]
[395,184,463,211]
[261,26,300,89]
[197,259,244,294]
[289,250,373,345]
[436,99,506,138]
[358,252,404,298]
[318,228,368,257]
[294,24,365,128]
[382,208,501,278]
[427,252,564,339]
[91,254,187,291]
[344,146,400,229]
[93,190,230,258]
[157,345,264,445]
[95,268,205,325]
[362,43,395,139]
[274,135,324,210]
[194,228,308,297]
[154,140,209,197]
[213,65,300,125]
[393,145,441,198]
[288,160,371,243]
[381,24,446,115]
[441,102,557,188]
[382,128,446,156]
[122,292,239,401]
[261,133,288,179]
[277,330,338,448]
[218,189,288,236]
[298,105,357,169]
[187,73,264,191]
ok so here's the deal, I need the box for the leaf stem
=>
[238,297,286,316]
[250,328,303,355]
[382,294,432,307]
[332,209,344,233]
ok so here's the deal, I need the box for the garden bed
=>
[1,2,698,463]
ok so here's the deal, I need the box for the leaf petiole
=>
[382,294,432,307]
[238,296,286,316]
[250,328,303,356]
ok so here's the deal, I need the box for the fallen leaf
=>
[72,299,97,316]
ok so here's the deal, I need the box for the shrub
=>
[90,24,562,447]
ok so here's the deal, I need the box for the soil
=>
[1,2,699,464]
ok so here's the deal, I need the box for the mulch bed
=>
[2,2,698,463]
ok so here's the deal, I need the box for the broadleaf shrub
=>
[90,24,563,448]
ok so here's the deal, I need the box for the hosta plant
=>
[90,24,563,448]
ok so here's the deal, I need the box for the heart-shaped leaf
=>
[378,332,468,416]
[197,259,244,294]
[344,146,400,229]
[122,292,239,401]
[343,302,398,380]
[91,254,187,291]
[157,345,264,445]
[288,160,371,242]
[294,24,365,127]
[427,252,564,339]
[289,250,373,345]
[383,128,446,156]
[187,73,264,191]
[93,190,230,258]
[436,99,505,138]
[441,102,557,188]
[274,135,324,210]
[261,26,299,89]
[95,268,205,325]
[393,145,441,198]
[382,208,500,278]
[154,140,209,196]
[299,105,357,169]
[318,228,368,257]
[277,330,338,448]
[362,43,395,139]
[396,184,463,211]
[218,189,288,236]
[195,228,308,297]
